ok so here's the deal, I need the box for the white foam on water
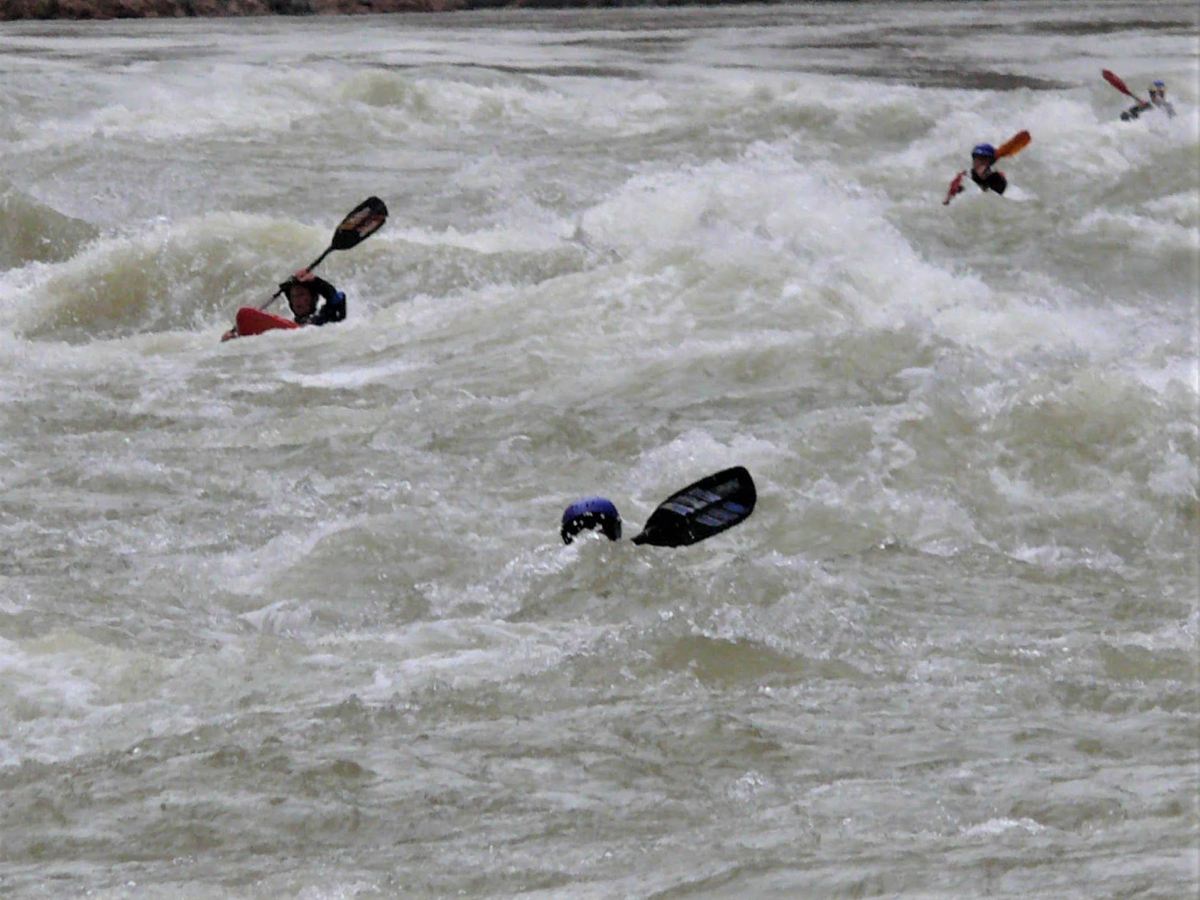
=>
[962,817,1048,837]
[315,618,614,702]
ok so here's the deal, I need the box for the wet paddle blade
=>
[631,466,756,547]
[330,196,388,250]
[1102,69,1140,101]
[995,130,1031,160]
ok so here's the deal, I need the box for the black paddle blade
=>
[631,466,756,547]
[330,196,388,250]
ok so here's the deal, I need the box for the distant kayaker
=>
[220,268,346,341]
[943,143,1008,205]
[1122,80,1176,120]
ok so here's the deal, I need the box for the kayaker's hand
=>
[293,268,315,282]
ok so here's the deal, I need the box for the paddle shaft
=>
[258,245,335,311]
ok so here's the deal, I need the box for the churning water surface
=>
[1,2,1198,897]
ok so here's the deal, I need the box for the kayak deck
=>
[233,307,300,337]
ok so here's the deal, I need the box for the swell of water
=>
[0,179,97,269]
[1,3,1198,897]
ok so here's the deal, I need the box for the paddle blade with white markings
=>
[631,466,756,547]
[330,196,388,251]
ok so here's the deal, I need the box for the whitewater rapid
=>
[1,3,1198,897]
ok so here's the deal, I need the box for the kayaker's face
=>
[972,157,992,175]
[289,284,316,317]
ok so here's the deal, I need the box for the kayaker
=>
[220,268,346,341]
[559,466,756,548]
[943,143,1008,204]
[283,268,346,326]
[1122,80,1176,120]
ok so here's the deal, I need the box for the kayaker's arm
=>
[306,276,346,326]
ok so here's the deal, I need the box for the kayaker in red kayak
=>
[220,196,384,342]
[221,268,345,341]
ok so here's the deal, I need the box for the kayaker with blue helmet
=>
[943,142,1008,205]
[969,143,1007,194]
[559,467,757,548]
[1122,80,1176,121]
[561,497,622,544]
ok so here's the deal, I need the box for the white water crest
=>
[1,3,1198,897]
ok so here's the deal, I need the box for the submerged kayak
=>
[222,307,300,341]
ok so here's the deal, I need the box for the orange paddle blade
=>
[995,130,1031,160]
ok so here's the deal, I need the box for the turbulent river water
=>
[2,2,1198,896]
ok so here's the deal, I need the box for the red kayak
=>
[222,307,300,341]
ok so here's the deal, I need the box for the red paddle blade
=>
[1102,69,1141,102]
[943,171,965,205]
[995,130,1031,160]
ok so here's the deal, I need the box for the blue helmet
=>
[972,143,997,161]
[1152,80,1166,89]
[561,497,621,544]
